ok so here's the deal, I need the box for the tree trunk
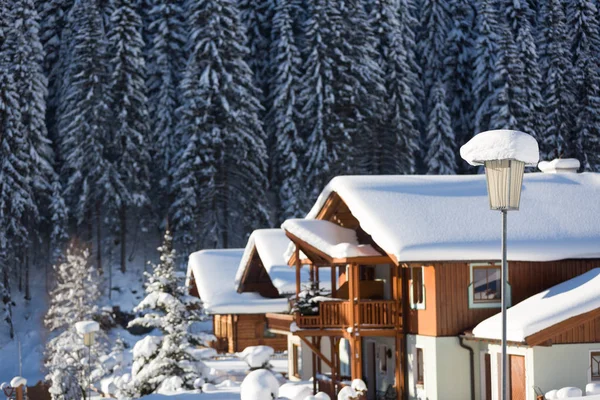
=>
[120,205,127,273]
[24,251,30,301]
[96,202,103,274]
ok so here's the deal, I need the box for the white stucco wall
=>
[287,334,332,381]
[533,343,600,396]
[362,336,396,395]
[407,335,471,400]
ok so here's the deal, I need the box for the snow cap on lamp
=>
[460,130,540,211]
[460,129,540,166]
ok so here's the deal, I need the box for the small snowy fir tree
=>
[425,81,456,175]
[368,0,420,175]
[567,0,600,170]
[537,0,576,159]
[266,0,304,221]
[125,231,211,396]
[171,0,269,249]
[44,245,106,400]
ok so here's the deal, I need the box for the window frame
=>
[409,266,426,310]
[292,343,302,379]
[416,347,424,386]
[468,262,511,309]
[591,351,600,382]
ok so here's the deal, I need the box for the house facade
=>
[266,166,600,400]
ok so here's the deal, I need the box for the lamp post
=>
[460,130,539,400]
[75,321,100,400]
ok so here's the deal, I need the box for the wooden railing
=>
[296,300,399,330]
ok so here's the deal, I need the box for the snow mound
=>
[10,377,26,387]
[132,336,161,360]
[556,387,582,398]
[279,382,312,399]
[337,386,357,400]
[545,389,558,399]
[460,129,539,166]
[587,383,600,395]
[240,369,279,400]
[351,379,367,393]
[538,158,580,173]
[236,345,274,369]
[74,320,100,335]
[156,376,184,394]
[314,393,331,400]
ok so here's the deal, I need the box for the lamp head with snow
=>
[460,130,540,211]
[75,320,100,347]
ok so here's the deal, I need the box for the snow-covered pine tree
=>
[126,231,209,395]
[238,0,273,103]
[418,0,450,103]
[57,0,112,232]
[299,0,387,202]
[107,0,151,273]
[537,0,576,160]
[425,81,456,175]
[443,0,475,155]
[266,0,304,221]
[44,245,106,400]
[368,0,420,175]
[473,0,503,135]
[504,0,543,139]
[171,0,270,249]
[567,0,600,170]
[0,68,30,338]
[145,0,187,223]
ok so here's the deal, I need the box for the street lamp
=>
[460,130,539,400]
[75,321,100,400]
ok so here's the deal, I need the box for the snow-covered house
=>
[271,165,600,400]
[186,249,289,353]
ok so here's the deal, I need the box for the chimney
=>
[538,158,580,173]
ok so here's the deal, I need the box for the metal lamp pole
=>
[501,209,508,400]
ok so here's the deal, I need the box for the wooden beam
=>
[299,336,334,369]
[332,255,392,265]
[295,246,301,301]
[331,265,337,298]
[526,307,600,346]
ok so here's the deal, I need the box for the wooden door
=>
[510,355,526,400]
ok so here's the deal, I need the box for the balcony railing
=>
[296,299,399,330]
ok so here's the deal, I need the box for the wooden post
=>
[295,246,301,301]
[331,265,337,297]
[15,385,24,400]
[312,336,318,394]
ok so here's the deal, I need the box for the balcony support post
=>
[295,246,301,301]
[331,265,337,297]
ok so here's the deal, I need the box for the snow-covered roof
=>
[305,173,600,262]
[472,269,600,342]
[281,219,380,259]
[235,229,331,294]
[187,249,289,315]
[460,130,540,166]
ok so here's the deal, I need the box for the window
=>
[410,267,425,310]
[292,344,302,378]
[469,263,510,309]
[592,351,600,381]
[263,327,277,338]
[416,348,424,386]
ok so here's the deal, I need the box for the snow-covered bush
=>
[44,245,107,400]
[337,380,367,400]
[123,231,210,396]
[240,369,279,400]
[236,345,274,370]
[278,382,312,400]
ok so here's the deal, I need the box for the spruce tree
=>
[126,231,210,395]
[504,0,543,138]
[473,0,503,134]
[266,0,304,220]
[172,0,270,249]
[425,81,456,174]
[146,0,187,221]
[537,0,576,159]
[107,0,151,272]
[419,0,451,102]
[57,0,112,226]
[443,0,475,153]
[567,0,600,170]
[299,0,387,202]
[368,0,420,174]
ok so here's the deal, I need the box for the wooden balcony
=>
[296,299,400,330]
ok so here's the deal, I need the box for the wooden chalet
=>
[265,165,600,400]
